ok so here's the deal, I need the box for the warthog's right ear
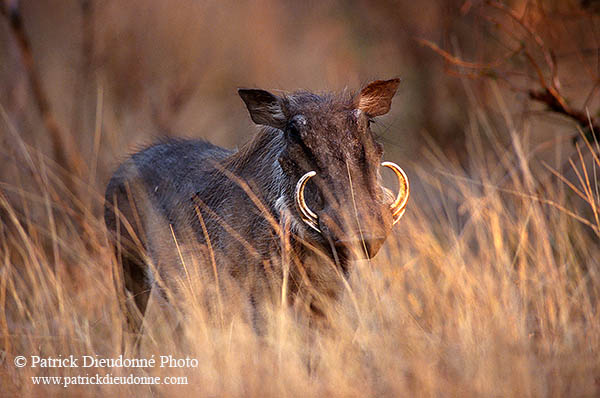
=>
[238,89,287,129]
[356,78,401,117]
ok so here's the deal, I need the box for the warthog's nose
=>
[334,235,387,259]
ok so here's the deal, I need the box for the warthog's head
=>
[239,79,408,265]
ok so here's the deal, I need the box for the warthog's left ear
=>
[356,78,401,117]
[238,88,287,129]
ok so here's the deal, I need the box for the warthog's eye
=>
[288,115,308,138]
[288,114,308,138]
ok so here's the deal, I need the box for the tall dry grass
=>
[0,93,599,397]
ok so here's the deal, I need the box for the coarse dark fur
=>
[104,79,402,337]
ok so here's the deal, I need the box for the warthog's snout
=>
[316,204,393,261]
[334,235,387,259]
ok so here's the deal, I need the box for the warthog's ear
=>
[238,89,287,129]
[356,78,401,117]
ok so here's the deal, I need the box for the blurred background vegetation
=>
[1,0,596,196]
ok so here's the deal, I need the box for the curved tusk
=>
[382,161,409,225]
[295,171,321,233]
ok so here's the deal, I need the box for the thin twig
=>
[417,38,515,70]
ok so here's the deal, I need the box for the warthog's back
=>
[104,139,233,242]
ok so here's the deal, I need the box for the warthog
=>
[104,79,409,336]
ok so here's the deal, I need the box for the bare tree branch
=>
[528,88,600,137]
[420,1,600,145]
